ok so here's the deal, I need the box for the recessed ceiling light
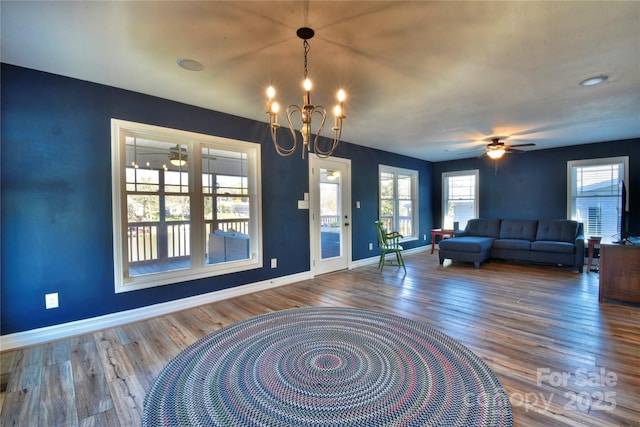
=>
[177,58,204,71]
[580,75,608,86]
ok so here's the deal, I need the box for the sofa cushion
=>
[535,220,579,243]
[439,236,494,253]
[499,219,538,241]
[531,241,575,254]
[463,219,501,238]
[493,239,532,251]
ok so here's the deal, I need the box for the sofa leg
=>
[474,262,480,269]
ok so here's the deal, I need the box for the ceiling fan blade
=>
[507,143,536,148]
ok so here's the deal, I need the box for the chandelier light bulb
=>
[267,86,276,99]
[337,89,346,102]
[271,102,280,114]
[303,78,312,91]
[334,105,342,117]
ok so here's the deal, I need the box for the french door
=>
[309,155,352,275]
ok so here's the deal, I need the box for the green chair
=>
[375,221,406,272]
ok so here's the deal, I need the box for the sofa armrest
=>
[574,232,585,272]
[575,233,585,257]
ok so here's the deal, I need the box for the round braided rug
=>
[143,307,512,426]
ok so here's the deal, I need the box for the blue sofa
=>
[438,218,584,272]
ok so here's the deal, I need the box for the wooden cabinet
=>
[599,244,640,303]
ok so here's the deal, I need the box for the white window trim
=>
[442,169,479,229]
[379,165,419,241]
[111,119,262,293]
[567,156,628,242]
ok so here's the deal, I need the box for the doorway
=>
[309,155,352,275]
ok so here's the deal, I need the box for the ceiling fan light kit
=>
[266,27,346,159]
[169,157,187,167]
[486,148,506,159]
[484,138,535,160]
[169,145,187,167]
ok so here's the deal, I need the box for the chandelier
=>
[266,27,346,159]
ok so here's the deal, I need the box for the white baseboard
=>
[2,245,431,351]
[0,271,312,351]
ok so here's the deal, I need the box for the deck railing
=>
[320,215,340,227]
[128,218,249,264]
[379,216,413,238]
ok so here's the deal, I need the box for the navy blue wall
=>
[1,64,432,335]
[432,139,640,235]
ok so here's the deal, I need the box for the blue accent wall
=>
[432,139,640,234]
[4,62,636,336]
[1,64,433,335]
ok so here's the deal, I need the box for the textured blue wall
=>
[335,143,433,260]
[1,64,432,335]
[432,139,640,234]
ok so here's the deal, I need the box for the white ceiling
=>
[2,1,639,161]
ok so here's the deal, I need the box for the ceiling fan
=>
[131,144,188,168]
[483,138,535,159]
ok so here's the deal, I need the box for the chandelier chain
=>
[303,40,310,79]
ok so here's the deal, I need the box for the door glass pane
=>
[321,168,341,259]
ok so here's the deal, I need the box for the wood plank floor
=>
[1,252,639,426]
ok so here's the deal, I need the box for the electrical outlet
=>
[369,243,373,250]
[271,258,277,268]
[45,293,59,309]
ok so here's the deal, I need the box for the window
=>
[379,165,418,240]
[112,119,262,293]
[442,170,479,230]
[568,157,628,244]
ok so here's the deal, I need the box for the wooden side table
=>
[431,229,455,254]
[586,237,601,273]
[599,244,640,303]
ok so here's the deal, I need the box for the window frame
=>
[378,165,419,241]
[111,119,262,293]
[442,170,479,231]
[567,156,629,244]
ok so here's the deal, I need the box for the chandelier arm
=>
[310,107,337,158]
[309,107,328,157]
[314,123,342,159]
[285,105,303,146]
[314,136,340,158]
[270,105,301,157]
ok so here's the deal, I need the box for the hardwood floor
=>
[1,252,639,426]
